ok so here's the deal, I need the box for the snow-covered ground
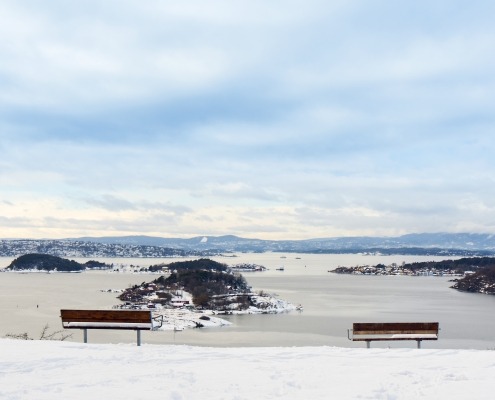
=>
[153,308,232,330]
[1,339,493,400]
[128,289,299,331]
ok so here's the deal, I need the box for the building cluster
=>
[332,263,471,277]
[230,263,267,272]
[0,239,203,258]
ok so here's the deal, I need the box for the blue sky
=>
[1,0,495,240]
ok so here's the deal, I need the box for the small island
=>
[230,263,267,272]
[3,253,112,272]
[115,259,299,330]
[117,258,296,313]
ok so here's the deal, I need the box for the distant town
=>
[2,232,495,258]
[330,257,495,276]
[0,239,217,258]
[330,263,470,276]
[330,257,495,295]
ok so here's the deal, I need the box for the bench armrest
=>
[152,314,164,330]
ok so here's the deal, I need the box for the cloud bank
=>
[1,1,495,239]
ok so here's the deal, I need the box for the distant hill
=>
[1,233,495,258]
[71,233,495,254]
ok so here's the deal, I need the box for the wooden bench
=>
[60,309,163,346]
[348,322,439,348]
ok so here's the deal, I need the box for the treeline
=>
[159,259,247,307]
[157,269,249,307]
[403,257,495,273]
[120,258,249,308]
[165,258,229,272]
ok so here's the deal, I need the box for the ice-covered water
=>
[1,253,494,349]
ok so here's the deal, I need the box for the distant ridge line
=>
[69,232,495,251]
[1,233,494,258]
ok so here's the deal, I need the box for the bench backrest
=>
[61,309,153,330]
[353,322,439,336]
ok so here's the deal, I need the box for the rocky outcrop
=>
[451,267,495,295]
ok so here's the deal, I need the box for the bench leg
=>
[83,328,88,344]
[137,330,141,346]
[366,340,371,349]
[417,340,421,349]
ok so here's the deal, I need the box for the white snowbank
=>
[0,339,493,399]
[153,308,232,330]
[125,289,299,331]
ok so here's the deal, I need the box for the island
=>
[329,257,495,295]
[114,258,299,329]
[117,258,296,313]
[2,253,112,272]
[329,257,495,276]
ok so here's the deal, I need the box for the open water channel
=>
[1,253,494,349]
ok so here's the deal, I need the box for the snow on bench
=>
[348,322,439,348]
[60,309,163,346]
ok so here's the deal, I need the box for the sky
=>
[1,1,495,240]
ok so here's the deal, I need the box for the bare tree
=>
[38,323,73,341]
[5,324,73,341]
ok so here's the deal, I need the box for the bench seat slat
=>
[353,330,437,335]
[352,333,438,340]
[63,322,152,330]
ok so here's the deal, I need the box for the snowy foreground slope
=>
[1,339,493,400]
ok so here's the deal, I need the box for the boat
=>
[276,266,285,271]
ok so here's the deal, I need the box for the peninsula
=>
[450,266,495,294]
[330,257,495,295]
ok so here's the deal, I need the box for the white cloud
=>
[1,1,495,239]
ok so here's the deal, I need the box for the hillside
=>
[401,257,495,272]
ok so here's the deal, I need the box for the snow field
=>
[0,339,493,399]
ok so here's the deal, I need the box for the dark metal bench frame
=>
[348,322,439,349]
[60,309,163,346]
